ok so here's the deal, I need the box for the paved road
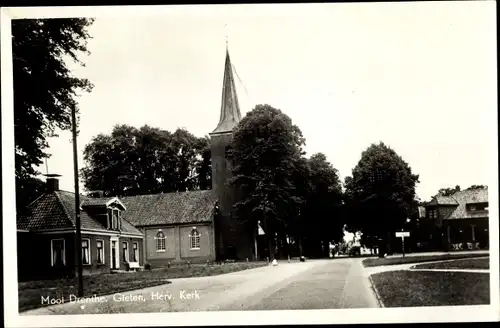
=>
[22,258,378,315]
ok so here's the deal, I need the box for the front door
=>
[111,241,117,269]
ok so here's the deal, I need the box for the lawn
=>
[18,262,266,312]
[412,257,490,270]
[363,252,488,267]
[371,270,490,307]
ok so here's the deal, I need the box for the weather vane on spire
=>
[224,23,228,48]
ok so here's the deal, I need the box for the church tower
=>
[209,48,252,261]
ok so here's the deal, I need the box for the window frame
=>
[133,242,139,262]
[155,230,166,252]
[122,241,129,263]
[82,238,91,265]
[189,228,201,250]
[96,239,105,265]
[112,209,119,230]
[50,238,66,267]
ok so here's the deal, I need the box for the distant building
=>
[422,187,489,251]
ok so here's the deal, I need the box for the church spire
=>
[211,48,241,135]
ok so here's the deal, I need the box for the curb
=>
[368,275,385,308]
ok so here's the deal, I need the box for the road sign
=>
[395,231,410,238]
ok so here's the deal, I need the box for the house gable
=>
[17,190,143,238]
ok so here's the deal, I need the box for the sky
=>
[30,2,496,202]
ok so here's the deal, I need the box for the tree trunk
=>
[298,233,304,258]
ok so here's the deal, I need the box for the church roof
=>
[211,49,242,135]
[119,190,216,227]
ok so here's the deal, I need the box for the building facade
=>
[120,190,217,265]
[421,188,489,251]
[17,177,144,281]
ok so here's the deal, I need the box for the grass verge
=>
[363,252,488,267]
[411,257,489,270]
[19,262,266,312]
[370,270,490,307]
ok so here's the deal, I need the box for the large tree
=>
[344,142,419,253]
[13,18,94,212]
[301,153,344,257]
[81,124,211,196]
[230,104,306,258]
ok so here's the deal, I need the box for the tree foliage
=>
[81,124,211,196]
[230,105,305,243]
[230,104,344,258]
[301,153,344,257]
[344,142,419,249]
[12,18,94,212]
[466,185,486,190]
[436,185,461,197]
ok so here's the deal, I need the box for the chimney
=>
[44,174,61,192]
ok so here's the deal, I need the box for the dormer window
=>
[107,208,121,230]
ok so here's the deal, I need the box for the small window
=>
[133,242,139,262]
[225,145,234,159]
[112,210,119,230]
[190,228,201,250]
[82,239,91,265]
[122,242,129,262]
[156,231,166,252]
[51,239,66,267]
[96,240,105,264]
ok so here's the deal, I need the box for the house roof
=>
[447,188,489,220]
[427,195,459,206]
[425,188,488,220]
[120,190,216,227]
[17,190,143,236]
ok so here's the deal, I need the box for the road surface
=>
[22,258,378,315]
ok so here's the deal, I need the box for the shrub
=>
[144,263,151,270]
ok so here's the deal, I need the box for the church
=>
[17,47,258,279]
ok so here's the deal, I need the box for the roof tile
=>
[120,190,216,227]
[18,191,143,235]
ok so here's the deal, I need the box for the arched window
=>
[155,231,166,252]
[190,228,201,250]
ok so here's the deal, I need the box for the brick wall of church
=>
[143,223,215,266]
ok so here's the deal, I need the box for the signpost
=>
[395,231,410,258]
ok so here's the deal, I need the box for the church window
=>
[190,228,201,250]
[155,231,166,252]
[225,145,234,159]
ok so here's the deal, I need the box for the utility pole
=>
[71,106,84,297]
